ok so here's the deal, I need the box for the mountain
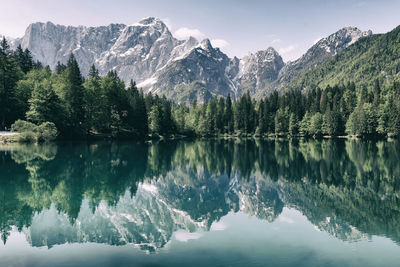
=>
[14,18,187,84]
[8,17,376,101]
[284,25,400,91]
[139,38,239,102]
[265,27,372,96]
[235,47,285,96]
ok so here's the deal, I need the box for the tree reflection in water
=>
[1,139,400,251]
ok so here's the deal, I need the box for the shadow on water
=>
[1,139,400,250]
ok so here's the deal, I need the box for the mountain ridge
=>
[4,17,374,101]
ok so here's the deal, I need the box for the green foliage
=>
[11,120,58,143]
[0,37,24,128]
[149,103,162,134]
[274,107,290,134]
[286,25,400,91]
[37,122,58,142]
[346,103,378,135]
[310,113,324,136]
[26,79,65,126]
[289,113,299,135]
[17,131,36,143]
[11,119,36,132]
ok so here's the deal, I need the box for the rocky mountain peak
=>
[314,26,372,54]
[235,47,285,95]
[267,26,373,96]
[132,16,169,34]
[199,38,213,51]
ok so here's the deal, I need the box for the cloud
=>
[271,38,281,44]
[174,27,205,40]
[210,221,228,231]
[211,39,230,48]
[162,17,172,30]
[278,45,297,55]
[174,231,202,242]
[279,216,295,224]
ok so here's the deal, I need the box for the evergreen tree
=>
[274,108,289,135]
[65,54,86,136]
[126,80,148,136]
[0,37,22,128]
[289,113,299,136]
[224,94,234,134]
[56,61,67,74]
[26,80,64,127]
[13,45,34,73]
[372,79,381,107]
[149,103,162,134]
[310,112,324,136]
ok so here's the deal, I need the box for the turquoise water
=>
[1,139,400,266]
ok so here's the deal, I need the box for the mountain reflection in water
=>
[1,139,400,252]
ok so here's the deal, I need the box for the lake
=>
[1,139,400,267]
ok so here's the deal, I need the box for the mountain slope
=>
[139,39,238,101]
[285,25,400,91]
[266,27,372,95]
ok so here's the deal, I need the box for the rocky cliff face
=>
[235,47,285,96]
[141,39,238,99]
[9,18,372,100]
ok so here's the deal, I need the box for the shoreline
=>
[1,132,396,144]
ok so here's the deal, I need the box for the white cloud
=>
[174,231,202,242]
[279,216,295,224]
[211,39,230,48]
[271,38,281,44]
[162,17,172,30]
[210,221,228,231]
[174,27,205,40]
[279,45,297,55]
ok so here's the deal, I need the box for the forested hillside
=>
[287,25,400,91]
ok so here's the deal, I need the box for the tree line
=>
[174,81,400,137]
[1,37,400,139]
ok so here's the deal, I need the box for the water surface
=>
[1,139,400,266]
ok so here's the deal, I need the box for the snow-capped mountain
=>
[8,18,372,100]
[15,17,185,84]
[140,38,238,100]
[269,27,373,95]
[234,47,285,95]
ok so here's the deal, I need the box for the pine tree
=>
[26,80,64,127]
[224,94,234,134]
[14,45,34,73]
[257,99,265,135]
[88,64,99,79]
[126,80,148,136]
[149,103,161,134]
[289,113,299,136]
[0,37,22,128]
[372,79,381,107]
[65,54,86,136]
[216,97,225,134]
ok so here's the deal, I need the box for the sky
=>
[1,0,400,61]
